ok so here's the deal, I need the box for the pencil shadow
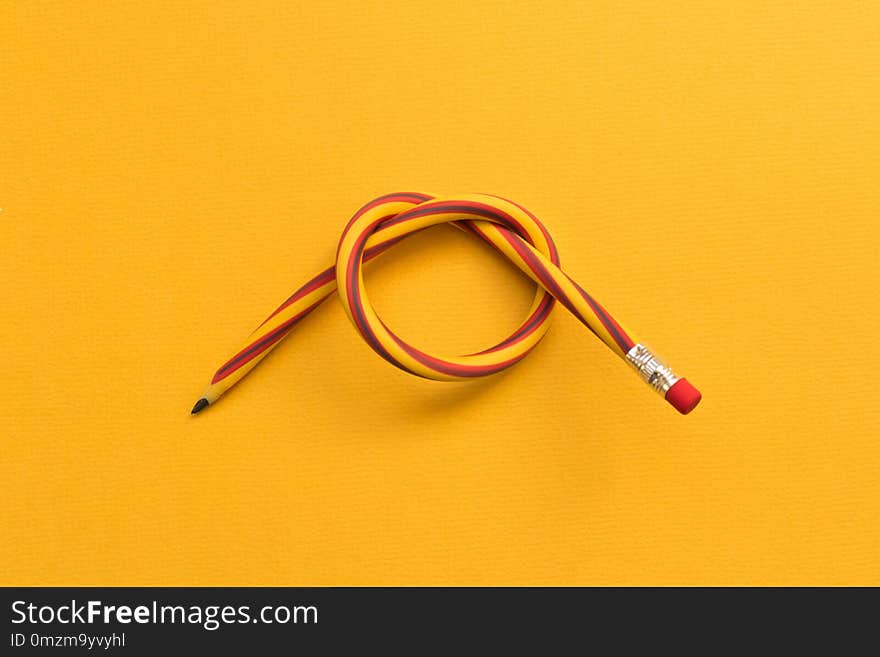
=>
[403,365,519,415]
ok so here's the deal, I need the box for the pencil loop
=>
[193,193,700,415]
[335,193,563,380]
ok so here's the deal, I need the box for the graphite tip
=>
[191,398,210,415]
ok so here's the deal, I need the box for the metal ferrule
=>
[625,344,679,396]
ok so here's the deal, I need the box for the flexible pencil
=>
[192,192,700,415]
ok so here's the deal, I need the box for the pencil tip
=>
[191,398,210,414]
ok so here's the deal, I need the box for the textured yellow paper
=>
[2,2,879,585]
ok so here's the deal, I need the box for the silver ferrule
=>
[625,344,679,396]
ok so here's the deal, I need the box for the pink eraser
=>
[665,378,701,415]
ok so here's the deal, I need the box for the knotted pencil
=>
[192,192,701,415]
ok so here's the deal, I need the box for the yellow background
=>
[2,1,879,585]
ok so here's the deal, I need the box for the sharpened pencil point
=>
[191,398,210,414]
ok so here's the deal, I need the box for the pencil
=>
[192,192,701,415]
